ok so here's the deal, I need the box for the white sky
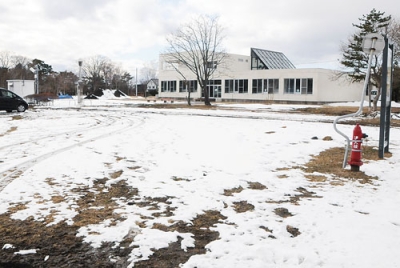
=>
[0,0,398,75]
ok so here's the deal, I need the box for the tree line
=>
[0,52,157,97]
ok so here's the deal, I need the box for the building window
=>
[225,79,248,93]
[302,78,313,94]
[252,79,263,94]
[235,79,248,93]
[252,79,279,94]
[225,79,234,93]
[284,79,295,94]
[284,79,313,94]
[266,79,279,94]
[179,80,198,92]
[207,61,217,69]
[161,80,177,92]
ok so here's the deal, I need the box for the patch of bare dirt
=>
[134,210,226,268]
[0,214,132,268]
[0,178,139,268]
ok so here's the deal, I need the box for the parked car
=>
[0,88,29,112]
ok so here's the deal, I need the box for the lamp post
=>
[29,65,39,95]
[77,60,83,106]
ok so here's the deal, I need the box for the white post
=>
[135,68,138,97]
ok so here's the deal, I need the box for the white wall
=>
[7,80,35,97]
[158,53,363,103]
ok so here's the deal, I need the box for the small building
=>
[146,79,159,96]
[7,80,35,97]
[158,48,363,104]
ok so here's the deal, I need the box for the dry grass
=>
[296,106,400,127]
[303,146,392,185]
[233,201,255,213]
[247,181,267,190]
[296,106,368,116]
[297,106,400,115]
[223,186,244,196]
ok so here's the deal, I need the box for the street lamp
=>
[29,65,39,95]
[77,60,83,106]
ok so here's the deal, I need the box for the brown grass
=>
[247,181,267,190]
[223,186,244,196]
[303,146,392,185]
[233,201,255,213]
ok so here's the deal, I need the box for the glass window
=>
[161,80,176,92]
[295,79,301,94]
[284,78,313,94]
[225,79,248,94]
[225,79,234,93]
[307,78,313,94]
[179,80,197,92]
[235,79,248,93]
[207,61,217,69]
[265,79,279,94]
[252,79,263,94]
[284,79,294,94]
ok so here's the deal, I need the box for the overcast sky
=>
[0,0,398,76]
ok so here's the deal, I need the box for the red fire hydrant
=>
[348,123,364,171]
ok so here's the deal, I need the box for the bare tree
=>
[388,18,400,64]
[0,51,14,87]
[82,55,110,94]
[140,61,158,84]
[0,51,14,68]
[8,56,32,81]
[165,15,227,105]
[387,18,400,101]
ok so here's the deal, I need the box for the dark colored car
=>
[0,88,29,112]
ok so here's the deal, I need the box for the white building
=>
[7,80,35,97]
[158,48,363,104]
[146,79,159,94]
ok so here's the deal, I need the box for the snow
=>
[1,98,400,267]
[14,249,38,255]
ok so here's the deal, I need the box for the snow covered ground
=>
[1,98,400,267]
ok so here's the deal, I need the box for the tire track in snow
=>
[0,112,116,151]
[0,112,145,192]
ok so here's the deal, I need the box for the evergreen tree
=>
[340,9,391,83]
[340,9,391,110]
